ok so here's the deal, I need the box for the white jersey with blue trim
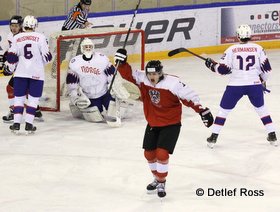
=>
[67,52,114,99]
[217,42,272,86]
[7,31,52,81]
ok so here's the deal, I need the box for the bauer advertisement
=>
[0,2,279,55]
[221,3,280,43]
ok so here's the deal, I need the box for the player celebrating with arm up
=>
[5,15,52,134]
[66,38,129,125]
[114,51,214,198]
[204,24,277,148]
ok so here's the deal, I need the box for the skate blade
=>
[207,142,215,149]
[34,117,44,122]
[146,189,157,195]
[3,120,13,124]
[269,141,278,147]
[11,130,20,135]
[25,131,35,135]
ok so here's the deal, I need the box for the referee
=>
[60,0,93,62]
[62,0,93,31]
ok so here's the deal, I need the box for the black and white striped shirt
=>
[62,3,89,31]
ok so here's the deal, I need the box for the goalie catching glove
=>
[110,72,130,100]
[70,87,91,109]
[199,107,214,128]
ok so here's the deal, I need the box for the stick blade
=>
[168,48,187,57]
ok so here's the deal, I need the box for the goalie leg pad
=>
[69,103,83,119]
[81,106,104,122]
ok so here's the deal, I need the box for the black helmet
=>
[10,15,23,25]
[80,0,92,5]
[145,60,163,75]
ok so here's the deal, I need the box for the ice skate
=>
[10,123,20,134]
[207,133,218,149]
[267,132,278,147]
[35,108,44,122]
[156,181,166,198]
[25,123,37,134]
[2,108,14,123]
[146,179,159,194]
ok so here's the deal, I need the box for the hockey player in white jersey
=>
[66,38,129,126]
[1,15,44,123]
[5,15,52,134]
[205,24,277,148]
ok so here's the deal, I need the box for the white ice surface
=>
[0,50,279,212]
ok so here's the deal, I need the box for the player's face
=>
[83,45,93,53]
[10,24,21,35]
[81,4,90,12]
[147,72,161,85]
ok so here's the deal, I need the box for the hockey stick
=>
[108,0,142,94]
[168,48,207,61]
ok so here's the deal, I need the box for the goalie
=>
[66,38,137,126]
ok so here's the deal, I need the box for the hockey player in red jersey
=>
[114,49,214,198]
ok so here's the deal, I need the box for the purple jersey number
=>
[236,55,255,71]
[24,44,33,59]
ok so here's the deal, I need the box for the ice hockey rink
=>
[0,50,279,212]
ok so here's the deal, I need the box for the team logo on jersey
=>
[149,89,160,105]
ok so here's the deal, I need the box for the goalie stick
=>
[168,48,207,61]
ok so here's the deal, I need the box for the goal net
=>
[41,27,145,111]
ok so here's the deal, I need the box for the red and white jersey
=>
[7,31,52,81]
[215,42,272,85]
[67,52,115,99]
[122,67,204,127]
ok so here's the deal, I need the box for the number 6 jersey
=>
[7,31,52,81]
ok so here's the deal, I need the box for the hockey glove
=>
[3,64,13,76]
[199,107,214,128]
[114,48,127,65]
[205,58,217,72]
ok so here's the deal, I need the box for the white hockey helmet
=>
[23,15,38,31]
[80,38,94,58]
[236,24,252,39]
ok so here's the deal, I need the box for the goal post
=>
[41,27,145,112]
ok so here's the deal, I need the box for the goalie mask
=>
[236,24,252,40]
[23,15,38,31]
[145,60,164,84]
[80,38,94,59]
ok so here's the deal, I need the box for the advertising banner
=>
[221,4,280,43]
